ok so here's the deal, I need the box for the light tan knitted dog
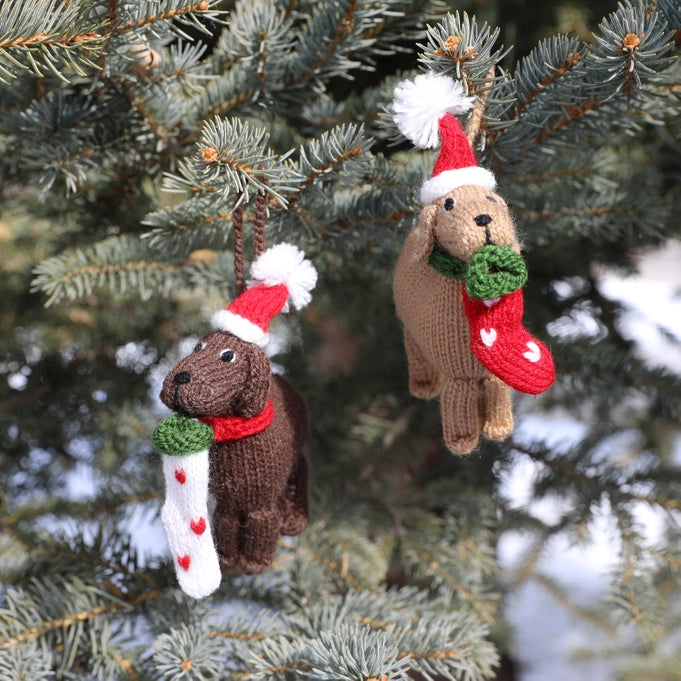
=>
[394,184,520,454]
[392,73,555,454]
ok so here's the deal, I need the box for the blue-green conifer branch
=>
[2,1,681,679]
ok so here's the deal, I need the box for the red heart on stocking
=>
[463,289,555,395]
[177,554,191,571]
[190,517,206,535]
[174,468,186,484]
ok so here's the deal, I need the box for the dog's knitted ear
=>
[414,203,438,262]
[236,347,272,418]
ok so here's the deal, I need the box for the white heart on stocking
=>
[480,328,497,347]
[523,341,541,363]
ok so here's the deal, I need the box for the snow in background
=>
[499,240,681,680]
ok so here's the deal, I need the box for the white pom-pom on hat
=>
[392,73,475,149]
[211,243,317,347]
[249,243,317,311]
[392,72,496,203]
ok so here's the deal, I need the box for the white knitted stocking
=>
[161,450,221,599]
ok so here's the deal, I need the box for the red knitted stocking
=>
[463,289,555,395]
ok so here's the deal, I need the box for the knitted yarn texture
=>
[465,245,527,300]
[156,243,316,588]
[153,414,214,455]
[392,73,555,455]
[463,289,555,395]
[200,400,274,441]
[159,335,310,576]
[154,416,221,599]
[428,244,528,300]
[394,190,556,454]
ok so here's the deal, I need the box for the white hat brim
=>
[420,166,496,204]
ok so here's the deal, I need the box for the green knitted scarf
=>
[428,244,528,299]
[428,247,469,280]
[153,415,214,456]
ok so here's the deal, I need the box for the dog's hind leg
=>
[404,328,441,398]
[239,508,280,574]
[440,378,481,454]
[279,453,309,536]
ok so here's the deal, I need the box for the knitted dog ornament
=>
[392,73,555,455]
[154,243,316,596]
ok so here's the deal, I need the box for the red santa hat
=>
[210,243,317,347]
[392,73,496,204]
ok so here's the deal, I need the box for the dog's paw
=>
[443,432,480,455]
[239,556,270,575]
[217,551,238,570]
[409,376,442,399]
[481,417,513,442]
[280,513,308,536]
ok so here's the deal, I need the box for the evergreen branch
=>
[620,554,644,624]
[512,36,585,119]
[209,631,267,642]
[0,0,105,82]
[507,167,593,184]
[513,204,643,221]
[162,117,294,205]
[418,11,510,91]
[1,586,159,652]
[201,81,257,119]
[532,96,603,146]
[286,123,371,207]
[591,4,676,97]
[117,1,213,32]
[532,573,619,634]
[32,237,183,306]
[301,547,367,591]
[142,195,234,253]
[494,4,676,155]
[1,494,161,539]
[401,533,477,604]
[298,0,357,85]
[516,444,681,512]
[0,31,102,50]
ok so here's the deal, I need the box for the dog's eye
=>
[485,195,497,203]
[193,342,205,353]
[443,197,456,211]
[220,349,236,363]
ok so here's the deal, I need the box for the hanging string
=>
[232,199,246,296]
[232,177,269,296]
[253,188,268,260]
[466,66,496,145]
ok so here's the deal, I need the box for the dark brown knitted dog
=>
[160,330,309,574]
[154,243,316,585]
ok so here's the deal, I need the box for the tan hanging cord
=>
[232,179,269,296]
[466,66,496,145]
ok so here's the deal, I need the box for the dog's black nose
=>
[475,214,492,227]
[174,371,191,385]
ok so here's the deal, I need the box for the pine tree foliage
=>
[1,0,681,679]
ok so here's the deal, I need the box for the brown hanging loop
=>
[252,187,268,260]
[232,199,246,296]
[233,177,269,296]
[466,66,496,146]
